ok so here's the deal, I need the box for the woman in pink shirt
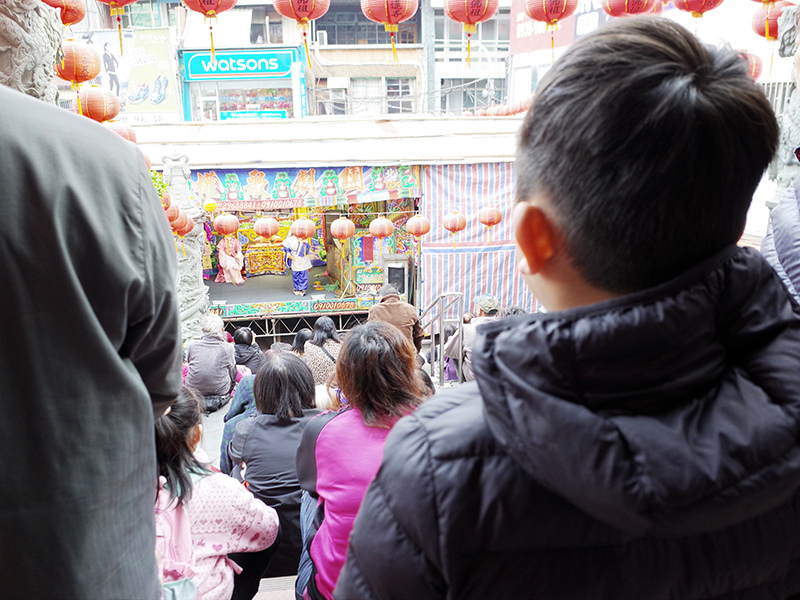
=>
[296,322,429,600]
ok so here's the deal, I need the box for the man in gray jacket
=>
[0,84,182,598]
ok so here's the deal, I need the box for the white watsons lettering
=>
[199,56,281,73]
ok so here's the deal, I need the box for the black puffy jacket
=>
[336,246,800,599]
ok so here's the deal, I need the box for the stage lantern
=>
[330,216,356,240]
[214,213,240,236]
[165,202,180,224]
[752,2,793,41]
[443,210,467,248]
[273,0,330,67]
[524,0,578,56]
[161,192,172,211]
[43,0,87,26]
[182,0,238,62]
[369,216,395,257]
[602,0,653,17]
[175,217,195,237]
[94,0,140,54]
[478,206,502,242]
[361,0,419,61]
[740,51,763,80]
[405,215,431,238]
[672,0,724,18]
[203,199,218,213]
[104,121,137,143]
[291,217,317,240]
[75,86,120,122]
[172,210,188,233]
[56,40,101,116]
[254,216,280,239]
[444,0,498,66]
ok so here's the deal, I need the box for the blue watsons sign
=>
[183,48,299,81]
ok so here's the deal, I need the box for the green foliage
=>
[151,170,168,200]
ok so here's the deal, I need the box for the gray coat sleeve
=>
[334,414,447,600]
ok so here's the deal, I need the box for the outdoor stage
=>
[206,266,374,344]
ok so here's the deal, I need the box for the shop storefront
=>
[180,47,308,121]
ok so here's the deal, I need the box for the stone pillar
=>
[163,154,210,341]
[0,0,62,103]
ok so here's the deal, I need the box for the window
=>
[317,88,347,115]
[434,10,510,57]
[387,78,415,114]
[316,9,420,46]
[440,78,506,115]
[350,78,383,116]
[121,0,160,28]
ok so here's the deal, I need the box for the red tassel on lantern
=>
[444,0,498,66]
[273,0,330,68]
[361,0,419,62]
[181,0,238,62]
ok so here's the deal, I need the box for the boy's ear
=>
[513,202,557,274]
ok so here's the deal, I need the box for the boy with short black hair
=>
[336,16,800,599]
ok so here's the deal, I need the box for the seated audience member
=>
[228,352,321,578]
[185,314,236,413]
[292,328,313,357]
[270,342,293,353]
[233,327,264,375]
[499,305,527,318]
[303,317,342,387]
[444,293,500,381]
[337,18,800,600]
[219,374,257,476]
[155,388,278,600]
[296,322,426,600]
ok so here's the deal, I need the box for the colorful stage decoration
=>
[291,217,317,240]
[94,0,140,53]
[104,122,137,143]
[361,0,419,61]
[254,216,280,239]
[444,0,498,66]
[752,1,792,41]
[478,206,502,242]
[331,216,356,240]
[273,0,330,67]
[213,212,240,236]
[443,210,467,248]
[672,0,724,18]
[601,0,653,17]
[56,40,101,116]
[203,199,218,213]
[524,0,578,56]
[740,51,763,80]
[181,0,238,62]
[74,86,120,122]
[42,0,87,26]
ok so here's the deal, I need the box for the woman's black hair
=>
[292,328,312,354]
[253,351,316,423]
[310,316,341,347]
[155,387,210,504]
[233,327,253,346]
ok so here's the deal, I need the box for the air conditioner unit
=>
[316,30,328,45]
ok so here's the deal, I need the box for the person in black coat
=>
[336,17,800,600]
[233,327,265,375]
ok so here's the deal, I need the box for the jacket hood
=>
[474,246,800,536]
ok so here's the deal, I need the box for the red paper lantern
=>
[172,211,188,232]
[56,40,101,84]
[95,0,140,54]
[672,0,724,18]
[182,0,238,61]
[739,51,763,80]
[161,192,172,211]
[291,217,317,240]
[602,0,653,17]
[273,0,330,66]
[165,203,180,224]
[361,0,419,61]
[752,2,793,40]
[443,211,467,248]
[650,0,664,13]
[444,0,498,65]
[524,0,578,32]
[478,206,502,242]
[254,216,280,239]
[43,0,87,25]
[74,86,120,122]
[330,216,356,240]
[175,217,195,237]
[405,215,431,238]
[214,213,240,236]
[369,216,395,239]
[104,121,137,143]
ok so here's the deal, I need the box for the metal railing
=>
[419,292,464,387]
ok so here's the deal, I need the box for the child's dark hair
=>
[155,387,210,504]
[516,16,778,294]
[253,351,316,423]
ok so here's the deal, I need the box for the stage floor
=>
[204,267,339,306]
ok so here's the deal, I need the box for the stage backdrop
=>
[420,163,536,321]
